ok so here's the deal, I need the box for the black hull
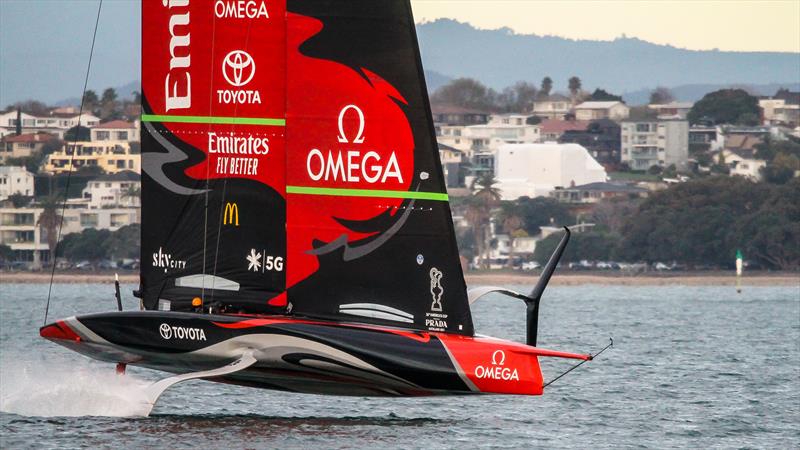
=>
[41,311,588,397]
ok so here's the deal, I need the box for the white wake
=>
[0,357,154,417]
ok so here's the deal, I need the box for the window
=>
[636,124,650,132]
[96,131,110,140]
[80,213,98,227]
[116,131,128,140]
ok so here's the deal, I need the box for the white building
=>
[759,93,799,126]
[437,113,541,157]
[494,143,608,200]
[621,120,689,171]
[648,102,694,120]
[91,120,140,142]
[0,166,35,200]
[0,110,100,139]
[0,204,140,268]
[82,171,141,209]
[716,149,767,181]
[532,94,573,120]
[574,101,630,121]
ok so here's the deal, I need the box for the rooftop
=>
[0,165,32,175]
[1,132,57,143]
[536,93,571,102]
[92,170,140,182]
[539,118,590,134]
[559,181,648,193]
[575,101,625,109]
[93,120,136,130]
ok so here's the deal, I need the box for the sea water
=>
[1,283,798,449]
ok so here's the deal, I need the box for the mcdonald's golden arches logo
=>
[224,202,239,226]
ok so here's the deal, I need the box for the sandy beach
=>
[2,270,797,286]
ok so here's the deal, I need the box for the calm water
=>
[1,282,798,449]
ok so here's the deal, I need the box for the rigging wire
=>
[43,0,104,326]
[200,11,218,305]
[543,338,613,389]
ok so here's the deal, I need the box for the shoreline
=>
[2,271,797,286]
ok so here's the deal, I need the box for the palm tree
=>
[120,185,141,206]
[497,202,525,268]
[37,196,62,265]
[467,173,501,269]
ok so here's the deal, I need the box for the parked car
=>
[568,260,593,270]
[74,261,93,270]
[654,262,674,271]
[521,261,540,271]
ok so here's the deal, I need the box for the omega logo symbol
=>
[337,104,365,144]
[222,50,256,87]
[492,350,506,366]
[159,323,172,339]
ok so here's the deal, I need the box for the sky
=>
[411,0,800,53]
[1,0,798,106]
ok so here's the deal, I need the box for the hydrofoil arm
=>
[141,351,256,414]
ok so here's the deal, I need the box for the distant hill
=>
[423,70,452,92]
[622,83,800,105]
[416,19,800,99]
[50,20,799,108]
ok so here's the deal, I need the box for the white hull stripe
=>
[339,303,414,322]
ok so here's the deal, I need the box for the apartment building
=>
[42,141,140,174]
[0,132,57,163]
[81,170,141,209]
[0,205,139,268]
[620,120,689,170]
[90,120,140,142]
[0,166,35,200]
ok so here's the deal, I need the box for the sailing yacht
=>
[41,0,594,407]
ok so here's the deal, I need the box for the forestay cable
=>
[43,0,104,325]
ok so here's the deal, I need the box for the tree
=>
[431,78,496,111]
[590,198,641,234]
[101,88,118,105]
[37,196,62,263]
[497,81,538,113]
[64,125,90,141]
[568,76,582,97]
[465,173,502,269]
[120,185,141,206]
[736,179,800,270]
[104,224,140,260]
[649,87,674,104]
[514,196,574,235]
[540,77,553,97]
[496,202,526,268]
[60,228,112,262]
[532,231,621,263]
[82,90,99,109]
[0,244,14,262]
[761,153,800,184]
[8,193,29,208]
[619,176,776,267]
[687,89,760,125]
[589,88,622,102]
[12,100,49,116]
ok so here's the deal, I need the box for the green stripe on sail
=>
[286,185,449,201]
[141,114,285,126]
